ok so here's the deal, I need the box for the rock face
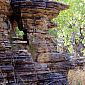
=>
[0,0,78,85]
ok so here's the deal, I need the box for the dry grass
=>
[68,69,85,85]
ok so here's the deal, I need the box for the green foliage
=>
[51,0,85,55]
[78,80,82,85]
[15,27,24,39]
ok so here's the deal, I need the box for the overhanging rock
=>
[1,0,84,85]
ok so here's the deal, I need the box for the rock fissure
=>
[0,0,84,85]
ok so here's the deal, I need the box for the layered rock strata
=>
[0,0,81,85]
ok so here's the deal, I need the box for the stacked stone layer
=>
[0,0,78,85]
[13,0,70,85]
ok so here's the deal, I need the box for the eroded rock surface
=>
[0,0,77,85]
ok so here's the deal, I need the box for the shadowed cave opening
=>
[9,6,29,44]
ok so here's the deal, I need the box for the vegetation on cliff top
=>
[50,0,85,57]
